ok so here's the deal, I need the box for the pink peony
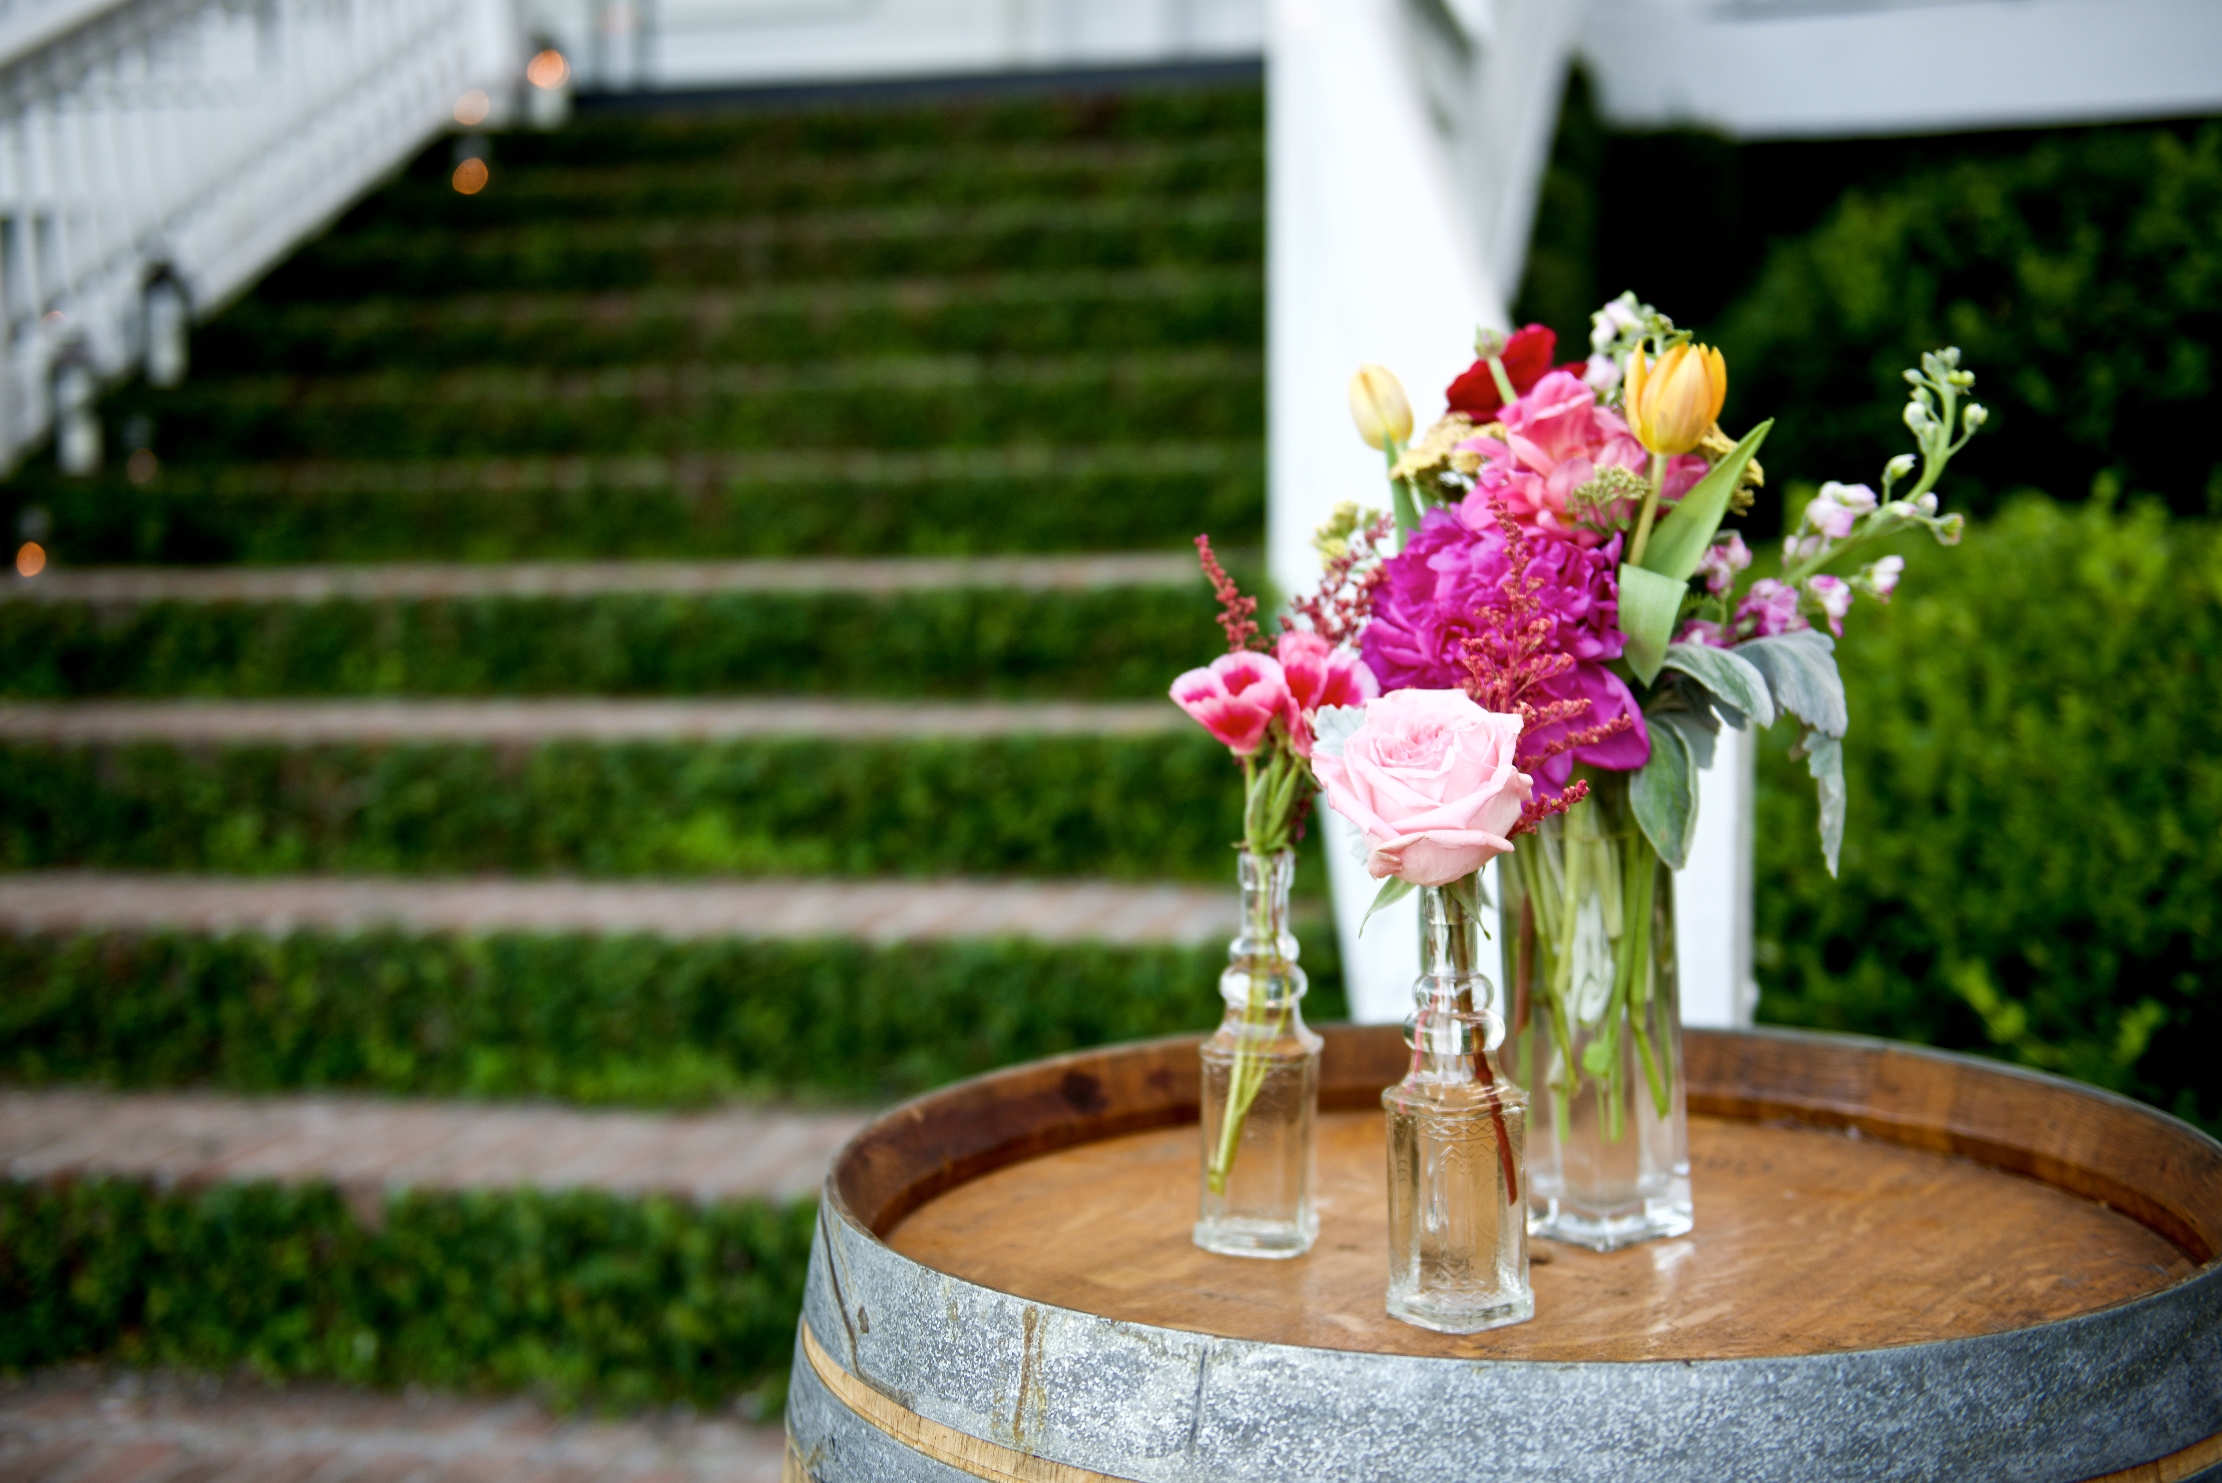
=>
[1736,578,1807,639]
[1362,505,1648,795]
[1806,574,1853,637]
[1458,370,1707,547]
[1276,631,1379,757]
[1697,532,1752,595]
[1171,651,1292,756]
[1312,689,1532,887]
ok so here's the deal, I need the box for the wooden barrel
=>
[782,1026,2222,1482]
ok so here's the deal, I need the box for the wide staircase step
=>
[0,871,1240,944]
[0,1371,788,1483]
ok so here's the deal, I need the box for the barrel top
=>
[832,1025,2222,1364]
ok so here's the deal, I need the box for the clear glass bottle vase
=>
[1383,880,1532,1333]
[1195,848,1321,1259]
[1500,767,1692,1251]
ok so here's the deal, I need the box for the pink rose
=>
[1312,689,1533,887]
[1457,370,1707,547]
[1276,632,1379,757]
[1171,651,1292,756]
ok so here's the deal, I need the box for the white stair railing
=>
[0,0,520,473]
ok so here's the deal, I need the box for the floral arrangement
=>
[1318,295,1984,1147]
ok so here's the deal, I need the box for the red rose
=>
[1444,324,1558,420]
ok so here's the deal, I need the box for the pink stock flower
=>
[1362,504,1648,796]
[1170,651,1293,756]
[1697,532,1753,595]
[1802,482,1878,541]
[1458,370,1706,547]
[1736,577,1807,639]
[1275,631,1379,757]
[1806,574,1854,637]
[1312,689,1532,887]
[1861,554,1906,602]
[1677,619,1732,648]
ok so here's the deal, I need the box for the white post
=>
[1675,724,1757,1028]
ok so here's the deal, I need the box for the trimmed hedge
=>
[0,734,1312,883]
[0,444,1263,565]
[0,928,1340,1104]
[262,197,1259,302]
[0,583,1226,700]
[101,350,1261,465]
[191,269,1261,377]
[1754,498,2222,1132]
[0,1176,811,1408]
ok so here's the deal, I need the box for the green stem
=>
[1486,355,1517,407]
[1626,452,1668,568]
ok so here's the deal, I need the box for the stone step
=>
[1,552,1197,605]
[0,1369,787,1483]
[0,872,1242,945]
[0,697,1182,745]
[0,1086,863,1206]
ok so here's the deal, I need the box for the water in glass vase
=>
[1383,880,1532,1333]
[1504,769,1692,1251]
[1195,849,1321,1258]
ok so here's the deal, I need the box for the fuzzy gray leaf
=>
[1738,630,1849,739]
[1662,643,1775,729]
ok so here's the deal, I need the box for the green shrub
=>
[0,927,1339,1103]
[0,733,1325,884]
[0,582,1226,700]
[1714,121,2222,522]
[1754,498,2222,1131]
[1,443,1263,565]
[0,1176,812,1408]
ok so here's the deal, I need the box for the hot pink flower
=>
[1312,689,1532,886]
[1275,631,1379,757]
[1171,651,1293,756]
[1362,504,1648,795]
[1736,578,1807,639]
[1457,370,1707,547]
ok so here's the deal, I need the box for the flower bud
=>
[1937,513,1965,545]
[1884,453,1917,483]
[1348,364,1413,451]
[1903,399,1933,434]
[1915,492,1938,515]
[1624,341,1727,457]
[1964,402,1989,429]
[1804,574,1854,636]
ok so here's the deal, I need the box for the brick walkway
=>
[1,552,1196,604]
[0,698,1180,745]
[0,872,1240,945]
[0,1088,862,1207]
[0,1369,788,1483]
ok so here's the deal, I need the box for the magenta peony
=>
[1170,651,1293,756]
[1360,503,1648,794]
[1457,370,1707,547]
[1276,631,1379,757]
[1312,689,1532,886]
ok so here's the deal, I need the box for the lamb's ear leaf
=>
[1638,420,1772,582]
[1360,875,1418,936]
[1804,731,1846,878]
[1631,713,1699,868]
[1738,629,1848,738]
[1661,642,1775,729]
[1617,565,1689,685]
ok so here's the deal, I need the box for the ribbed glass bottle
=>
[1383,881,1533,1333]
[1194,848,1321,1259]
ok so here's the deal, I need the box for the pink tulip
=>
[1170,651,1293,757]
[1312,689,1532,887]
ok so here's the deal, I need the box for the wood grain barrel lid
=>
[784,1026,2222,1483]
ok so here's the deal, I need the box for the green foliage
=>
[0,927,1340,1103]
[0,733,1302,882]
[1714,121,2222,521]
[1,444,1262,565]
[0,1175,813,1407]
[0,582,1226,700]
[1753,498,2222,1131]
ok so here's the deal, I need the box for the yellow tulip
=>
[1347,364,1413,451]
[1624,341,1727,457]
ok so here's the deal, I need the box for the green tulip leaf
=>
[1637,420,1772,582]
[1617,564,1690,685]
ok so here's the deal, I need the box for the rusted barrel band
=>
[799,1320,1138,1483]
[2083,1429,2222,1483]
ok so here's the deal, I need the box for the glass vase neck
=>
[1409,880,1504,1080]
[1226,848,1301,1010]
